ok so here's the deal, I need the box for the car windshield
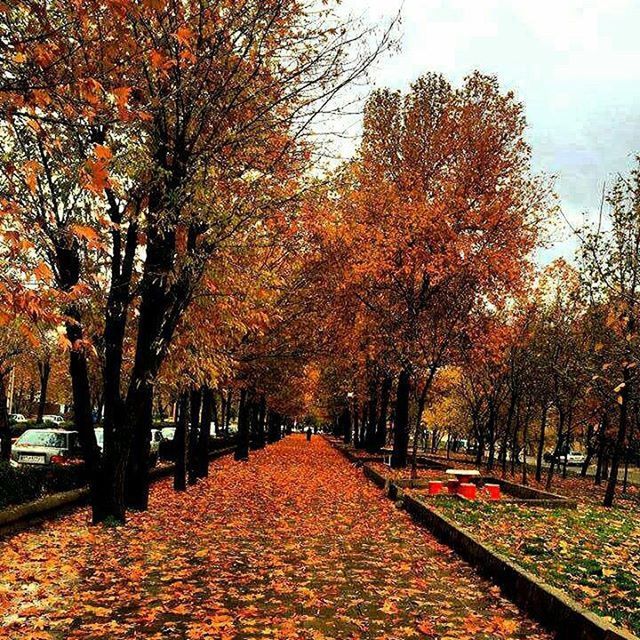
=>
[17,431,66,448]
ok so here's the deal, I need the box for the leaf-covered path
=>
[0,436,551,639]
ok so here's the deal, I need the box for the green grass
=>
[434,499,640,635]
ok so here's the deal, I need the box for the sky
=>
[337,0,640,262]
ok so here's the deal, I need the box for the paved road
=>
[0,436,551,639]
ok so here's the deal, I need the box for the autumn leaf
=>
[94,144,113,160]
[34,261,53,282]
[83,158,110,193]
[174,26,193,46]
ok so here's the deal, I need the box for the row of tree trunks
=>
[364,376,378,452]
[235,389,280,460]
[267,411,284,443]
[173,384,245,490]
[250,394,267,450]
[336,371,393,455]
[375,376,392,450]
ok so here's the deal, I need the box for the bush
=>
[43,464,87,493]
[0,462,86,511]
[0,463,44,509]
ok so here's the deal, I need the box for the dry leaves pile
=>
[0,436,550,639]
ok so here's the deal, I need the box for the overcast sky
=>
[338,0,640,261]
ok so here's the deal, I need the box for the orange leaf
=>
[94,144,112,160]
[34,261,53,282]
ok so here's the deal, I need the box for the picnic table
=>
[446,468,480,483]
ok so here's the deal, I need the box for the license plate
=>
[19,455,46,464]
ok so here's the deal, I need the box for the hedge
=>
[0,462,87,510]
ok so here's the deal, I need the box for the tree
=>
[1,0,394,522]
[579,163,640,506]
[313,72,550,469]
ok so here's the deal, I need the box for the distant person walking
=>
[306,427,312,442]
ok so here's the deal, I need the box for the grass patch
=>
[435,498,640,635]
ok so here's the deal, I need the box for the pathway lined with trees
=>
[0,436,550,640]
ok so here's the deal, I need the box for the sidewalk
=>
[0,435,551,639]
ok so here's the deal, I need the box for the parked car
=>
[149,429,163,465]
[94,427,162,467]
[8,413,27,424]
[161,427,176,441]
[544,449,587,466]
[564,450,587,466]
[94,427,104,452]
[10,429,83,467]
[42,414,65,425]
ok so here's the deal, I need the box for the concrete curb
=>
[0,446,235,536]
[325,436,638,640]
[0,488,90,530]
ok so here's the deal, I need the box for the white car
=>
[161,427,176,441]
[150,429,163,463]
[565,450,587,466]
[11,429,83,466]
[9,413,27,424]
[94,427,162,466]
[42,414,64,425]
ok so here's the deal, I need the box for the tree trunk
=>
[124,380,154,510]
[198,386,213,478]
[502,392,517,478]
[604,365,631,507]
[595,411,608,485]
[487,405,497,471]
[36,359,50,424]
[124,209,200,510]
[0,374,11,461]
[581,419,597,477]
[267,410,281,443]
[562,411,573,479]
[546,408,565,491]
[343,405,352,445]
[225,390,233,435]
[522,410,528,485]
[98,217,138,523]
[235,388,250,461]
[475,429,484,466]
[65,304,105,523]
[375,375,392,450]
[255,394,266,449]
[409,366,437,479]
[365,378,378,452]
[174,391,189,491]
[623,405,635,493]
[211,389,220,436]
[188,387,201,485]
[218,389,225,437]
[391,368,410,468]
